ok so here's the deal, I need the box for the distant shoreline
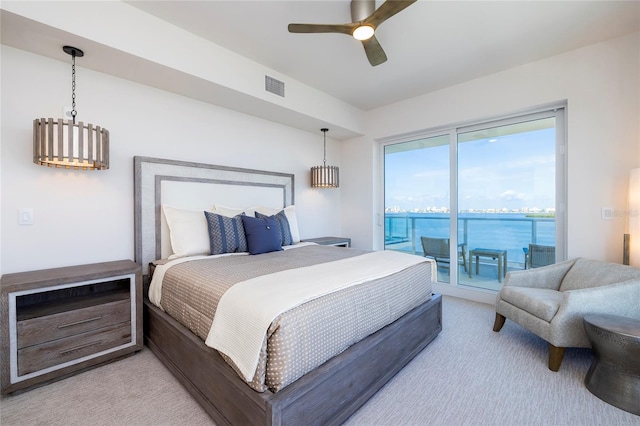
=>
[385,211,555,217]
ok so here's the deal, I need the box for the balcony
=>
[385,213,555,291]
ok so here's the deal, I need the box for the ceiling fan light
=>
[352,25,374,41]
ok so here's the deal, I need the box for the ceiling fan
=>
[288,0,417,67]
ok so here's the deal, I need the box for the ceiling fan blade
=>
[362,35,387,66]
[288,23,356,36]
[365,0,417,28]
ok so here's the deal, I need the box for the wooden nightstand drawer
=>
[18,322,132,376]
[17,299,131,349]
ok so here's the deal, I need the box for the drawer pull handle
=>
[59,341,102,355]
[58,316,102,329]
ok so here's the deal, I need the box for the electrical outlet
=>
[601,207,614,220]
[18,208,34,225]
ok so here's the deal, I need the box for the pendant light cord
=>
[322,128,328,166]
[71,51,77,124]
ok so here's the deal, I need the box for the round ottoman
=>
[583,314,640,415]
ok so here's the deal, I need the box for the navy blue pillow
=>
[204,211,247,255]
[255,210,293,246]
[241,215,283,255]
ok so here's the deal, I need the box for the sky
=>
[385,127,556,213]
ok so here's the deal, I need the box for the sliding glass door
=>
[457,114,558,290]
[384,134,456,283]
[383,108,565,290]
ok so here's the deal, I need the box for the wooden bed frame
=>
[134,156,442,425]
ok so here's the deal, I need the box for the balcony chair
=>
[493,258,640,371]
[420,236,467,273]
[524,244,556,269]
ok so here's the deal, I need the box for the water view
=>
[383,112,561,290]
[385,212,554,267]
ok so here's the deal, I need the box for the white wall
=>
[1,1,365,139]
[343,32,640,264]
[3,31,639,277]
[0,46,342,274]
[340,135,377,250]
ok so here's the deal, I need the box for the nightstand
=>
[302,236,351,247]
[0,260,142,394]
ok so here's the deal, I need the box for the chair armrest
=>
[502,259,576,290]
[559,279,640,318]
[548,279,640,347]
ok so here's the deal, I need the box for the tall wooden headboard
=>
[133,156,294,277]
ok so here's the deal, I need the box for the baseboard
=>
[432,282,496,305]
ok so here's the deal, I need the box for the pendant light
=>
[33,46,109,170]
[311,128,339,188]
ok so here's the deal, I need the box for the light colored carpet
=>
[1,296,638,425]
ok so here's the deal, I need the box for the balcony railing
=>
[384,213,555,269]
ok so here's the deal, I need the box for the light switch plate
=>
[18,208,34,225]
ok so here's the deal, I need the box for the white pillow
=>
[163,205,211,259]
[256,205,300,243]
[213,205,257,218]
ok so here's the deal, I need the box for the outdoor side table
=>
[468,248,507,283]
[583,314,640,415]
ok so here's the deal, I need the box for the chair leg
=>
[548,344,565,372]
[461,249,467,272]
[492,313,506,332]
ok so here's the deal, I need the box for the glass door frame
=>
[378,103,567,289]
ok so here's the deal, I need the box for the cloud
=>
[499,189,526,201]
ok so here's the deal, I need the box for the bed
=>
[134,156,442,425]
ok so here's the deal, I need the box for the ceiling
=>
[124,0,640,111]
[1,1,638,140]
